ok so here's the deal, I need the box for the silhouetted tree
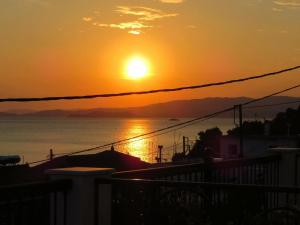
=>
[173,105,300,163]
[271,106,300,135]
[189,127,222,158]
[172,127,222,162]
[227,105,300,136]
[227,120,265,136]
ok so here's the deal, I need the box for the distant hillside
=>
[0,112,15,117]
[2,96,300,119]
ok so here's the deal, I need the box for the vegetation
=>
[227,120,265,136]
[228,106,300,136]
[172,105,300,162]
[172,127,222,162]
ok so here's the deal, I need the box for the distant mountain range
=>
[1,96,300,119]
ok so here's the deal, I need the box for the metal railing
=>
[95,177,300,225]
[0,179,72,225]
[114,155,281,185]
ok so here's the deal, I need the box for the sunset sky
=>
[0,0,300,110]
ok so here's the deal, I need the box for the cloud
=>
[272,7,284,11]
[116,6,178,21]
[94,21,151,30]
[159,0,185,3]
[82,17,93,22]
[273,0,300,9]
[128,30,141,35]
[187,25,197,29]
[85,6,178,35]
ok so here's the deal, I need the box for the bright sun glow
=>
[125,56,149,80]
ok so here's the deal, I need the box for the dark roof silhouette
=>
[0,164,31,185]
[31,150,149,181]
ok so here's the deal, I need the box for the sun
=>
[125,56,149,80]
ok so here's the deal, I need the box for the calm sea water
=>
[0,117,236,164]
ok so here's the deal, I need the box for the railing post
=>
[47,167,115,225]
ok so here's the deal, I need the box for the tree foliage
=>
[172,105,300,162]
[228,105,300,136]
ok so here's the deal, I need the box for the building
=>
[220,135,300,159]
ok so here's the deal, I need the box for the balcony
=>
[1,149,300,225]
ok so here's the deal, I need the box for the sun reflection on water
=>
[119,120,155,162]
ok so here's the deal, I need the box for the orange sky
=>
[0,0,300,110]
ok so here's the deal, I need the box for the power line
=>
[52,111,221,159]
[24,85,300,164]
[245,100,300,109]
[1,65,299,103]
[28,107,232,165]
[28,83,300,165]
[111,114,217,150]
[242,84,300,106]
[28,113,228,165]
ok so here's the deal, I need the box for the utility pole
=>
[49,149,54,161]
[238,105,244,158]
[156,145,163,163]
[183,136,186,155]
[186,137,190,154]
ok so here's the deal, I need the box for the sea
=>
[0,117,238,164]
